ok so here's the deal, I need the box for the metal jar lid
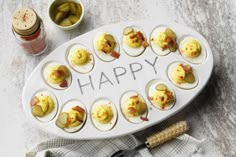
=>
[12,8,40,36]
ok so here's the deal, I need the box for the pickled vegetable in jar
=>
[12,8,47,55]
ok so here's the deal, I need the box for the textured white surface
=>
[0,0,235,156]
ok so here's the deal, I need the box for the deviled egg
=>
[178,36,206,64]
[93,32,120,62]
[120,91,148,123]
[91,98,118,131]
[167,62,198,89]
[67,44,95,73]
[30,90,58,122]
[150,26,178,56]
[43,62,71,90]
[55,100,87,133]
[146,80,175,110]
[122,26,149,57]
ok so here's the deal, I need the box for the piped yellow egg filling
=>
[172,65,186,84]
[125,31,143,48]
[181,39,201,58]
[153,28,177,51]
[48,65,70,84]
[96,34,116,54]
[66,108,84,128]
[125,96,147,117]
[155,32,169,50]
[71,48,89,65]
[153,90,174,108]
[171,64,195,84]
[31,95,55,117]
[55,106,85,129]
[93,105,113,124]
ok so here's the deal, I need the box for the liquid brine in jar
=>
[12,8,47,55]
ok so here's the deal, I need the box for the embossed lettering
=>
[129,63,143,80]
[145,56,158,74]
[113,67,127,84]
[99,72,113,89]
[77,75,94,94]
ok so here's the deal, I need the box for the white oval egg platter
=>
[22,20,213,139]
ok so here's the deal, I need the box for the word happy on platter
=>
[77,56,158,94]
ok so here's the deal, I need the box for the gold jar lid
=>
[12,8,40,36]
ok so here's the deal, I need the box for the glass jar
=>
[12,8,47,56]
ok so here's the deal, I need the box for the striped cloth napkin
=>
[25,134,204,157]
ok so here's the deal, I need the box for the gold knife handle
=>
[146,121,189,149]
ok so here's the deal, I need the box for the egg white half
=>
[167,62,199,89]
[122,27,146,57]
[120,91,148,124]
[33,90,58,122]
[146,79,175,110]
[93,32,120,62]
[150,26,172,56]
[42,62,72,90]
[178,36,206,64]
[91,98,118,131]
[67,44,95,73]
[61,100,87,133]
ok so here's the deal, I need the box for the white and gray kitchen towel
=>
[25,134,204,157]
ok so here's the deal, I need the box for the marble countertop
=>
[0,0,236,156]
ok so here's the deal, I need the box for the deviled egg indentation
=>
[93,32,120,62]
[167,62,198,89]
[150,26,178,56]
[67,44,95,73]
[55,100,87,133]
[120,91,148,123]
[146,80,175,110]
[122,26,149,57]
[91,98,118,131]
[178,36,206,64]
[43,62,72,90]
[30,90,58,122]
